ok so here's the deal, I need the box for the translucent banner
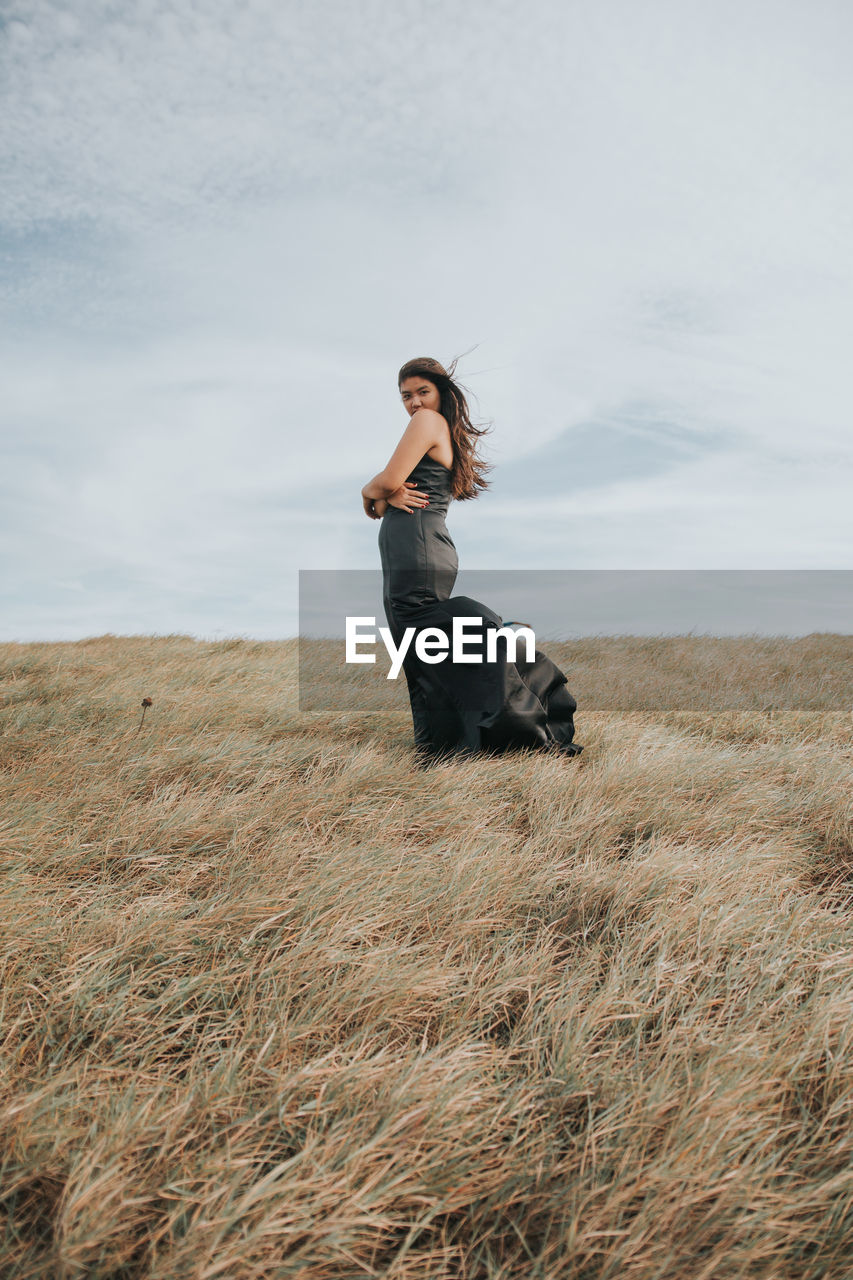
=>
[298,570,853,712]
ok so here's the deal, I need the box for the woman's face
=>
[400,375,441,417]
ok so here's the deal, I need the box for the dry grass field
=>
[2,634,853,1279]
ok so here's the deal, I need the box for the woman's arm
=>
[361,409,445,500]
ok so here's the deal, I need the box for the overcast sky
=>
[2,0,851,640]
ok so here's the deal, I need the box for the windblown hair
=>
[398,355,492,501]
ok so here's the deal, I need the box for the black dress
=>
[377,453,582,760]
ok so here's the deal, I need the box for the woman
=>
[362,355,582,762]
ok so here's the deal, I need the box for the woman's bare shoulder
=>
[408,407,447,429]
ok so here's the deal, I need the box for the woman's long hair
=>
[398,355,492,501]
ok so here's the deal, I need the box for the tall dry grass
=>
[2,634,852,1279]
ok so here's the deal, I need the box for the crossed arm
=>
[361,409,443,520]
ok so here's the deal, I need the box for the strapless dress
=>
[377,453,581,760]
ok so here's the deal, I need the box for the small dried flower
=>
[136,696,154,735]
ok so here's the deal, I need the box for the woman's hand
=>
[387,482,430,513]
[363,494,389,520]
